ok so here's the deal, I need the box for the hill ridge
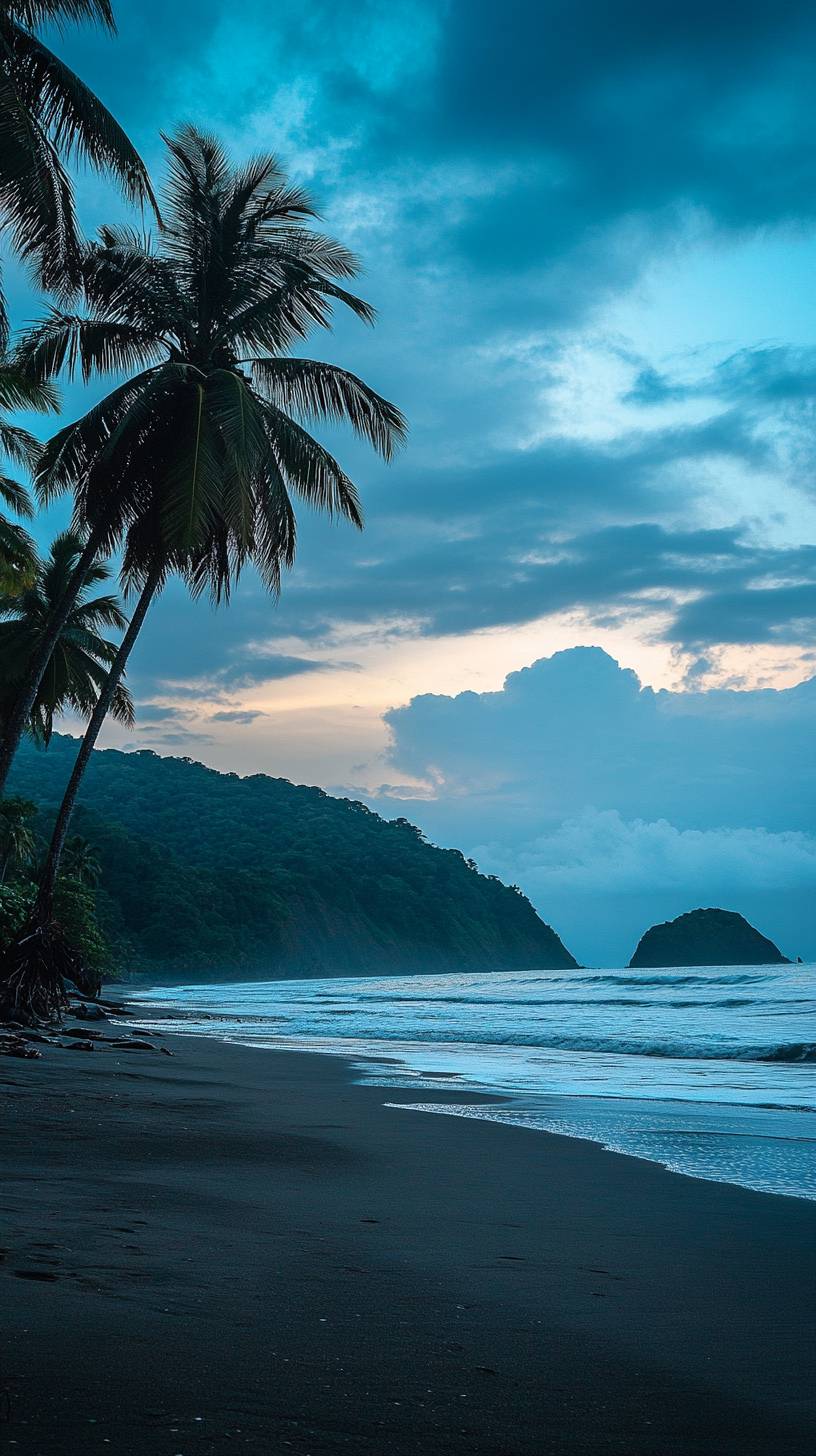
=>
[10,735,578,980]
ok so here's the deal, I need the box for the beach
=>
[2,1031,815,1455]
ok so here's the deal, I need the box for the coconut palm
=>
[0,124,405,801]
[0,0,156,333]
[61,833,100,886]
[0,357,57,591]
[0,125,405,1017]
[0,794,36,881]
[0,528,134,745]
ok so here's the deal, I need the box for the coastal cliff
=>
[629,908,790,968]
[10,735,577,980]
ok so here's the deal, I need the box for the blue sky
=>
[6,0,816,961]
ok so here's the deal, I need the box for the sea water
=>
[133,963,816,1201]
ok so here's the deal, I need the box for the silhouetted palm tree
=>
[0,793,36,881]
[0,357,57,591]
[0,124,405,800]
[0,528,134,744]
[0,0,156,330]
[1,125,405,1017]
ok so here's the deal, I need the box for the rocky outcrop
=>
[629,908,789,968]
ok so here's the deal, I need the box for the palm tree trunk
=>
[36,564,163,917]
[0,525,106,797]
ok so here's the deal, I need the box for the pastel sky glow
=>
[7,0,816,961]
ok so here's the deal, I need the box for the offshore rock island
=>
[629,908,790,969]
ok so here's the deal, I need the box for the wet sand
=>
[1,1031,814,1454]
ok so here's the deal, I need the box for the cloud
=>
[385,646,816,829]
[136,730,215,747]
[277,514,816,649]
[136,703,189,723]
[471,810,816,965]
[212,654,335,690]
[626,345,816,410]
[209,709,268,725]
[377,647,816,961]
[669,582,816,646]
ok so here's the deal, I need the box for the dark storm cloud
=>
[419,1,816,271]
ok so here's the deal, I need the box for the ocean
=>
[133,962,816,1202]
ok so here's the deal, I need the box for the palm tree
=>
[0,124,405,799]
[0,0,156,332]
[61,833,100,886]
[0,357,57,591]
[0,125,405,1018]
[0,794,36,881]
[0,528,134,744]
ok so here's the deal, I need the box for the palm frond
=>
[205,368,270,547]
[0,514,37,587]
[80,231,185,336]
[8,22,157,213]
[0,472,33,515]
[15,309,165,383]
[158,379,223,549]
[253,358,406,460]
[0,68,80,286]
[258,401,364,527]
[71,589,127,631]
[0,421,42,474]
[0,362,59,413]
[6,4,116,32]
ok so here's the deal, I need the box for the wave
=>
[757,1043,816,1064]
[138,1008,816,1067]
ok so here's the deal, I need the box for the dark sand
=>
[1,1030,814,1455]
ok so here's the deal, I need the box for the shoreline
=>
[126,994,816,1205]
[2,1027,815,1453]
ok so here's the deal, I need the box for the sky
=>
[5,0,816,964]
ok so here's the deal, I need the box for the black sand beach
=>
[2,1031,815,1455]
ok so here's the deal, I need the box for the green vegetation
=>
[9,734,578,979]
[0,358,57,589]
[0,797,113,996]
[0,531,134,744]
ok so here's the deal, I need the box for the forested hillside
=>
[10,736,577,980]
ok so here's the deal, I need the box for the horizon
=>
[5,0,815,963]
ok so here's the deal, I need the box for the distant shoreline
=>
[3,1028,815,1453]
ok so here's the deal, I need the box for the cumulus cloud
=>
[377,648,816,962]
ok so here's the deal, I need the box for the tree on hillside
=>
[61,832,100,886]
[0,794,36,881]
[0,357,57,591]
[0,125,405,1018]
[0,528,134,744]
[0,0,156,328]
